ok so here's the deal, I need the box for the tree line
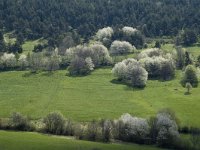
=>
[0,109,199,150]
[0,0,200,47]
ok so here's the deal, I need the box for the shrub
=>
[10,112,31,131]
[86,120,99,141]
[139,50,175,80]
[63,119,74,136]
[122,27,138,36]
[43,112,65,135]
[156,110,180,148]
[175,46,185,69]
[181,65,198,87]
[0,53,17,69]
[95,27,113,47]
[112,62,127,80]
[110,41,135,55]
[160,60,175,80]
[112,58,148,87]
[29,52,44,73]
[66,44,112,76]
[18,54,28,70]
[101,120,112,142]
[117,114,150,143]
[138,48,162,59]
[90,44,112,66]
[43,53,60,72]
[128,63,148,88]
[68,56,94,76]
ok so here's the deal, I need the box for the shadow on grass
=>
[41,72,54,77]
[22,72,38,77]
[184,92,191,95]
[110,79,145,91]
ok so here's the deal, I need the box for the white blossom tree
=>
[110,41,135,55]
[18,54,28,70]
[0,53,17,69]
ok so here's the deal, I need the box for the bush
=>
[181,65,198,87]
[68,56,94,76]
[43,53,60,72]
[43,112,65,135]
[10,112,32,131]
[101,120,112,142]
[112,58,148,88]
[95,27,113,47]
[128,63,148,88]
[0,53,17,70]
[18,54,28,70]
[155,110,180,148]
[175,46,185,69]
[86,120,99,141]
[116,114,150,143]
[139,49,175,80]
[110,41,135,55]
[90,44,112,66]
[160,60,175,80]
[63,119,74,136]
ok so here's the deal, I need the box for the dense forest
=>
[0,0,200,43]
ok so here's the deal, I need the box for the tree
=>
[43,112,65,135]
[182,30,198,46]
[44,53,60,72]
[154,41,161,48]
[10,112,30,130]
[128,63,148,88]
[29,52,44,73]
[68,56,94,76]
[181,65,198,87]
[90,44,112,66]
[0,53,17,69]
[175,46,185,69]
[95,27,113,47]
[112,62,127,80]
[110,41,135,55]
[112,58,148,88]
[160,60,175,80]
[185,51,193,66]
[118,113,150,143]
[185,82,192,94]
[156,111,180,148]
[18,54,28,70]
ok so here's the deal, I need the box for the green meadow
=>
[0,131,164,150]
[0,68,200,128]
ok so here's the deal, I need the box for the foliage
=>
[185,82,192,94]
[18,54,28,70]
[2,0,200,45]
[116,113,150,143]
[110,41,135,55]
[68,56,94,76]
[43,112,65,135]
[181,65,198,87]
[0,53,17,70]
[10,112,32,131]
[175,46,185,69]
[182,29,198,46]
[139,49,175,80]
[155,111,180,148]
[112,58,148,88]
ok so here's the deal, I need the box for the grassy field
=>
[22,38,47,54]
[0,68,200,128]
[0,131,164,150]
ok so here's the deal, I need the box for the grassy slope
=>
[0,68,200,127]
[0,131,163,150]
[22,39,47,54]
